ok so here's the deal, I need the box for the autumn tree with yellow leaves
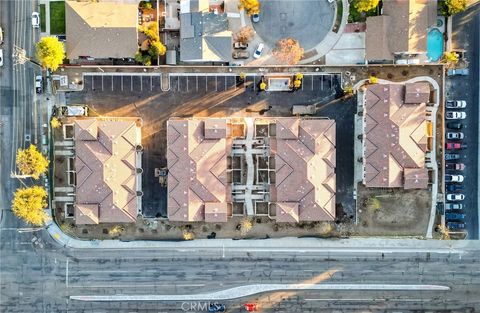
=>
[16,145,49,179]
[12,186,49,226]
[273,38,304,65]
[238,0,260,16]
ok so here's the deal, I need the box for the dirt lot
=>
[354,184,432,236]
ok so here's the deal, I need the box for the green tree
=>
[148,40,166,58]
[35,36,65,71]
[142,22,159,42]
[354,0,379,13]
[12,186,48,226]
[444,0,467,16]
[16,145,49,179]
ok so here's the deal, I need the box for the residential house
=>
[362,83,432,189]
[74,118,143,224]
[365,0,438,62]
[166,117,336,223]
[179,0,232,63]
[65,1,139,61]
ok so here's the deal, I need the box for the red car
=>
[446,142,467,150]
[244,303,258,311]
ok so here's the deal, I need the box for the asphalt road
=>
[449,3,480,239]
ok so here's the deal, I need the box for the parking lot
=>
[445,77,478,239]
[80,73,341,94]
[67,72,354,220]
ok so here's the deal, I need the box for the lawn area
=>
[49,1,65,35]
[39,4,46,32]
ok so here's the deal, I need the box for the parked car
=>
[445,174,464,183]
[446,132,464,140]
[446,183,464,192]
[445,203,463,211]
[446,142,467,150]
[253,43,264,59]
[446,111,466,119]
[0,49,3,67]
[233,42,248,49]
[445,153,460,161]
[446,193,465,201]
[35,75,43,94]
[447,122,463,130]
[446,163,465,171]
[244,303,258,312]
[31,12,40,28]
[251,13,260,23]
[208,303,226,312]
[446,213,466,220]
[0,26,3,45]
[447,68,469,76]
[232,50,250,59]
[446,100,467,109]
[447,222,465,229]
[60,105,88,116]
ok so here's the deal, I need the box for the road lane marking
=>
[131,75,133,91]
[66,258,69,289]
[121,75,124,91]
[101,75,104,91]
[196,75,198,91]
[111,75,114,91]
[150,75,153,91]
[69,284,205,288]
[92,75,94,90]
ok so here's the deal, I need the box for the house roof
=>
[204,202,228,223]
[404,168,429,189]
[363,84,429,188]
[65,1,138,59]
[365,0,437,61]
[272,118,336,222]
[167,119,230,222]
[405,82,430,104]
[275,202,300,223]
[180,11,232,62]
[74,118,141,224]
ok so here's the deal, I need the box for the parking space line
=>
[311,75,314,91]
[301,76,304,91]
[121,76,124,91]
[177,76,180,92]
[234,76,237,91]
[205,76,208,92]
[225,75,227,91]
[101,76,104,91]
[196,75,198,91]
[321,76,324,90]
[111,75,114,91]
[92,76,94,90]
[140,76,143,91]
[215,76,218,91]
[253,76,256,91]
[131,75,133,91]
[186,75,189,92]
[330,75,334,90]
[150,75,153,91]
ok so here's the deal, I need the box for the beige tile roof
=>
[167,119,230,222]
[404,168,429,189]
[65,1,139,59]
[273,118,336,222]
[275,202,300,223]
[75,118,141,224]
[366,0,437,60]
[364,84,428,188]
[405,82,430,104]
[204,202,228,223]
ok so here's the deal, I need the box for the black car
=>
[208,303,226,312]
[446,184,464,192]
[445,153,460,161]
[447,122,463,130]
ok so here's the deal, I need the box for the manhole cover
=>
[24,134,31,141]
[280,12,287,20]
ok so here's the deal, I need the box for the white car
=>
[446,132,464,140]
[446,111,466,120]
[446,100,467,109]
[0,26,3,45]
[253,43,264,59]
[446,193,465,201]
[445,174,464,183]
[0,49,3,67]
[32,12,40,28]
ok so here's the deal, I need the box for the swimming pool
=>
[427,28,444,62]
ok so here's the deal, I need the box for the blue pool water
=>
[427,28,444,62]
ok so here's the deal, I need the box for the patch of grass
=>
[49,1,66,35]
[39,4,46,32]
